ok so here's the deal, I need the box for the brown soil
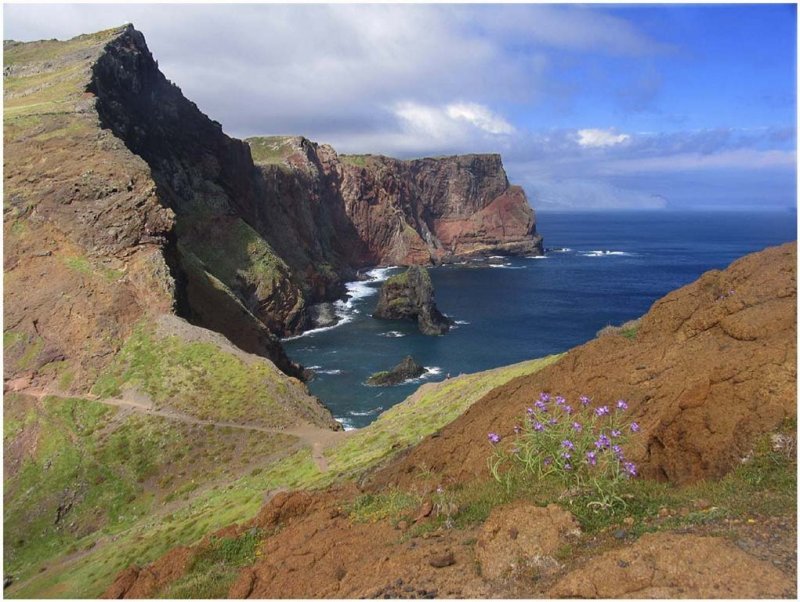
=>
[371,242,796,489]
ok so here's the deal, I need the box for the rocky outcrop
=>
[372,242,797,487]
[373,267,452,335]
[366,356,426,386]
[548,532,794,598]
[476,502,581,581]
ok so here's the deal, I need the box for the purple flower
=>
[595,433,611,449]
[543,457,553,466]
[539,392,551,402]
[611,429,622,438]
[630,422,641,433]
[526,407,534,415]
[548,418,558,426]
[612,444,624,458]
[586,451,597,466]
[616,399,629,411]
[571,421,583,433]
[563,405,573,415]
[561,451,572,460]
[533,421,544,431]
[579,395,590,406]
[564,463,573,471]
[555,395,566,406]
[534,400,547,412]
[562,439,575,450]
[595,406,610,417]
[623,461,638,477]
[488,432,501,444]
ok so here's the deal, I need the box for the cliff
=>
[4,23,544,400]
[250,136,543,269]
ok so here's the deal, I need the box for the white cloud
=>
[576,129,631,148]
[444,103,515,135]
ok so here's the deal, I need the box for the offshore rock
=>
[366,356,427,386]
[373,267,452,335]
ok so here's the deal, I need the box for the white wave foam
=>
[488,264,526,269]
[581,250,632,258]
[336,417,357,431]
[306,365,322,370]
[282,267,399,340]
[348,406,384,417]
[317,369,343,375]
[454,320,470,325]
[378,331,405,338]
[526,255,548,260]
[550,248,572,253]
[489,255,506,259]
[424,366,443,376]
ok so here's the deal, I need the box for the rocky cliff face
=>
[249,136,544,269]
[5,24,543,393]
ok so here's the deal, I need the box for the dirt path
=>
[15,386,351,472]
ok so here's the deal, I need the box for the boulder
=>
[475,502,580,580]
[548,532,794,598]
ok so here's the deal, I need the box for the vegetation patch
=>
[163,529,262,598]
[597,318,641,340]
[347,490,422,524]
[92,323,297,427]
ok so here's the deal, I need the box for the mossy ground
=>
[92,324,299,428]
[7,354,560,598]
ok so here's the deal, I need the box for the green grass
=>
[3,392,298,596]
[346,490,422,524]
[245,136,299,165]
[91,323,300,428]
[162,528,262,598]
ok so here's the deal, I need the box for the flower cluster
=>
[488,392,641,511]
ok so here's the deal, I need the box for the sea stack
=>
[366,356,427,386]
[373,267,452,335]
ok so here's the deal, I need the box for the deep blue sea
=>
[284,210,796,429]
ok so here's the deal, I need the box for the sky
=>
[3,2,797,211]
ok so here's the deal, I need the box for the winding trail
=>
[16,386,350,472]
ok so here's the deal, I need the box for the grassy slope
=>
[91,323,308,429]
[7,355,561,598]
[3,394,297,592]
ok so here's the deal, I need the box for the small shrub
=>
[488,393,641,512]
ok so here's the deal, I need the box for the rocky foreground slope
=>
[103,243,796,599]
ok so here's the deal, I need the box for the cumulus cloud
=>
[444,103,515,135]
[576,129,632,148]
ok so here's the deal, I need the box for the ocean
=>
[283,210,796,429]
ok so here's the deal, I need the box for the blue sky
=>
[4,3,797,211]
